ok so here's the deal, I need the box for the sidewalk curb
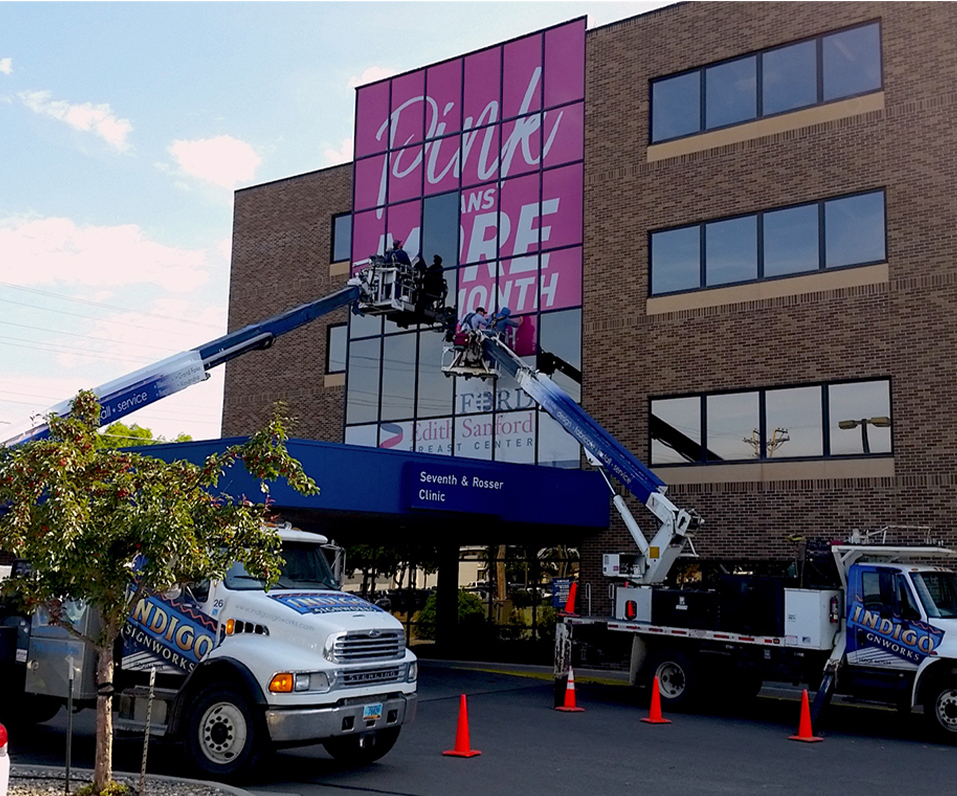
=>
[10,764,255,796]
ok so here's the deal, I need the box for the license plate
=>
[363,703,383,721]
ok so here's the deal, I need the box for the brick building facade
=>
[223,2,957,616]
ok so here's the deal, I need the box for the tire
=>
[185,685,267,779]
[925,679,957,742]
[648,649,698,710]
[0,689,61,727]
[323,727,401,765]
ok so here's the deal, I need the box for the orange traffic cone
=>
[555,666,585,712]
[563,582,578,615]
[789,689,823,742]
[641,676,672,724]
[443,694,482,757]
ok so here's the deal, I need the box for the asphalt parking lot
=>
[9,661,957,796]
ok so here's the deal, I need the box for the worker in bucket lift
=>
[456,307,488,367]
[488,306,520,338]
[387,240,412,266]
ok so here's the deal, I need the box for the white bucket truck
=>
[0,525,417,778]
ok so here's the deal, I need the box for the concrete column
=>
[435,541,460,649]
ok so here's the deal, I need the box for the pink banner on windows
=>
[385,200,421,257]
[388,145,423,204]
[424,136,460,196]
[355,80,390,158]
[499,173,541,260]
[544,21,585,108]
[503,34,543,119]
[460,181,499,265]
[541,102,584,169]
[390,71,425,148]
[500,117,541,178]
[461,125,500,187]
[354,155,387,212]
[351,209,386,269]
[463,47,500,129]
[426,60,463,139]
[540,247,582,310]
[542,163,583,250]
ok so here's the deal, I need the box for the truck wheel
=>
[649,650,697,710]
[323,727,401,765]
[185,685,266,779]
[925,680,957,742]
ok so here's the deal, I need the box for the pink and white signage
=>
[351,19,585,316]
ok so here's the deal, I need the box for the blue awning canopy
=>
[143,438,610,545]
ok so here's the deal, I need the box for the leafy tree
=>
[0,391,317,794]
[412,589,485,641]
[96,421,193,449]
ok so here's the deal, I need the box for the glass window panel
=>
[705,216,757,286]
[455,413,493,460]
[825,191,885,267]
[422,192,460,268]
[651,71,701,143]
[706,392,759,462]
[345,424,378,448]
[495,356,538,413]
[651,396,702,465]
[538,412,580,469]
[379,333,416,421]
[349,311,381,340]
[326,324,347,373]
[494,411,536,463]
[414,417,453,455]
[762,41,817,116]
[332,214,352,262]
[539,309,581,404]
[823,23,882,101]
[765,386,823,458]
[763,204,820,277]
[378,421,414,452]
[456,376,496,416]
[829,380,891,455]
[416,331,453,418]
[705,56,757,129]
[345,338,380,425]
[651,226,700,294]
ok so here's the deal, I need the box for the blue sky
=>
[0,1,663,442]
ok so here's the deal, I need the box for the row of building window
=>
[650,190,885,295]
[651,20,882,143]
[651,379,891,465]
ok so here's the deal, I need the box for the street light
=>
[837,416,891,454]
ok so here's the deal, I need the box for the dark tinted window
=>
[763,204,819,276]
[825,191,885,267]
[765,386,822,458]
[823,23,882,101]
[705,216,757,286]
[326,324,347,373]
[762,41,817,116]
[379,333,416,420]
[651,396,702,465]
[651,71,701,143]
[651,226,700,294]
[422,192,460,267]
[350,311,382,340]
[332,213,352,262]
[829,380,891,455]
[706,392,759,461]
[705,56,756,129]
[345,338,380,425]
[540,309,581,403]
[538,412,580,468]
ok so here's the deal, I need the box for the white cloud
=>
[0,216,211,292]
[19,90,132,151]
[348,66,396,89]
[167,135,261,190]
[324,137,353,166]
[0,58,12,75]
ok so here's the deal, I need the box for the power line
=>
[0,319,188,355]
[0,281,223,330]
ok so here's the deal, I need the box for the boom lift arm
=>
[456,333,701,585]
[2,260,437,448]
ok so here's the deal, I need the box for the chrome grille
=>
[342,667,402,686]
[331,630,403,663]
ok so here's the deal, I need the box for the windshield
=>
[912,572,957,619]
[224,541,339,591]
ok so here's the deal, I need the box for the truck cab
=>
[842,560,957,737]
[6,525,418,778]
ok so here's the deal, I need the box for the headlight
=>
[407,661,418,682]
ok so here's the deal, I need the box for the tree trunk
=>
[94,643,114,793]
